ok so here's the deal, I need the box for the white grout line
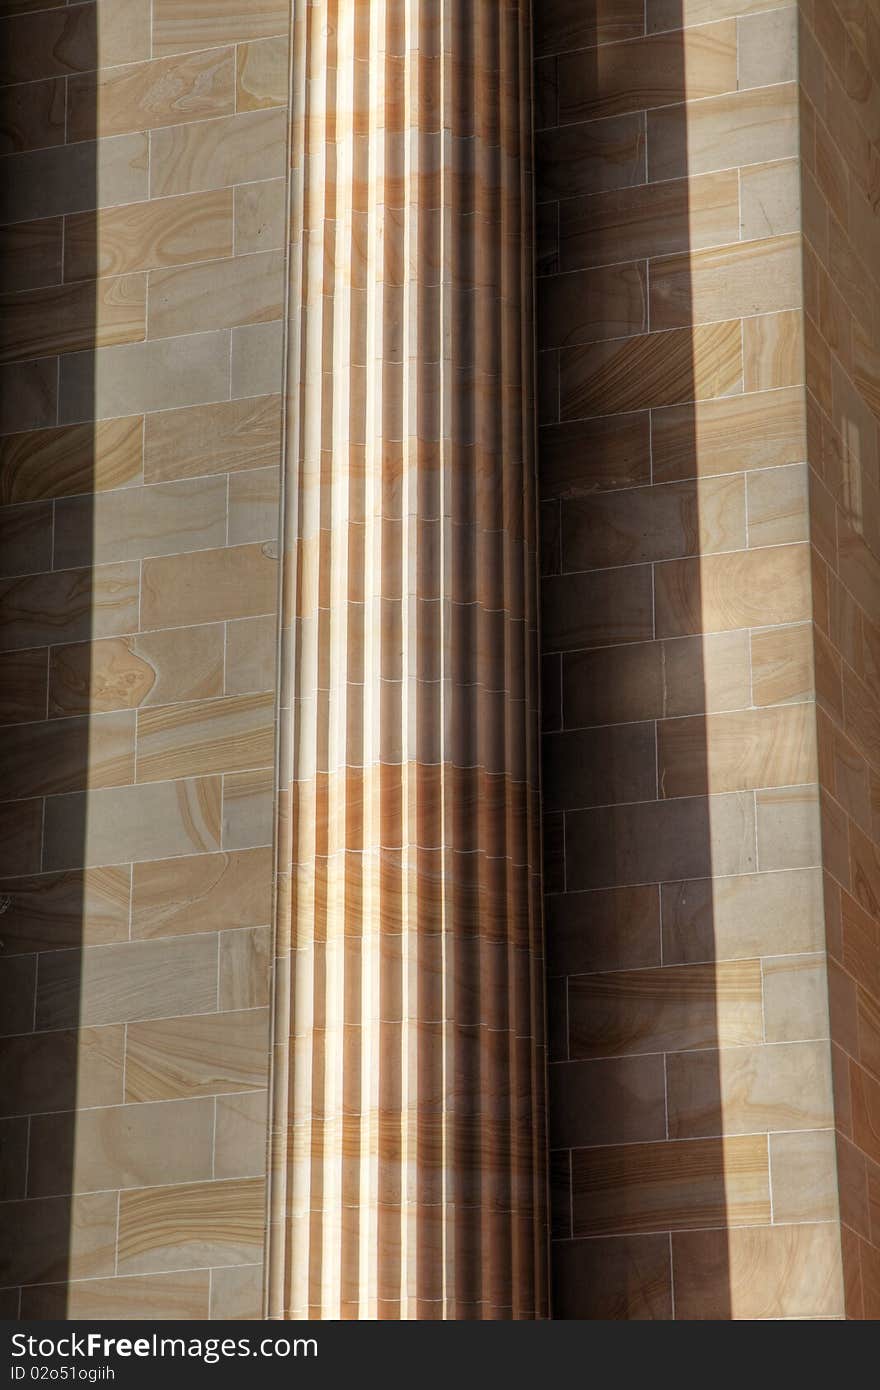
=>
[563,975,569,1061]
[760,954,767,1044]
[11,1085,269,1124]
[0,1151,273,1209]
[5,1263,264,1303]
[3,39,283,95]
[214,930,221,1012]
[662,1052,669,1141]
[211,1096,217,1181]
[668,1231,675,1320]
[22,1115,32,1200]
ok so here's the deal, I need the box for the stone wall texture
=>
[535,0,865,1320]
[799,0,880,1321]
[0,0,289,1319]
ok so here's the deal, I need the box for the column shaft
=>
[269,0,547,1320]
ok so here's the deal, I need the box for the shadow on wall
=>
[0,3,97,1313]
[535,0,732,1319]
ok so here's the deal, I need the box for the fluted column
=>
[268,0,546,1320]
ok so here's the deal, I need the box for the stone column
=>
[268,0,547,1319]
